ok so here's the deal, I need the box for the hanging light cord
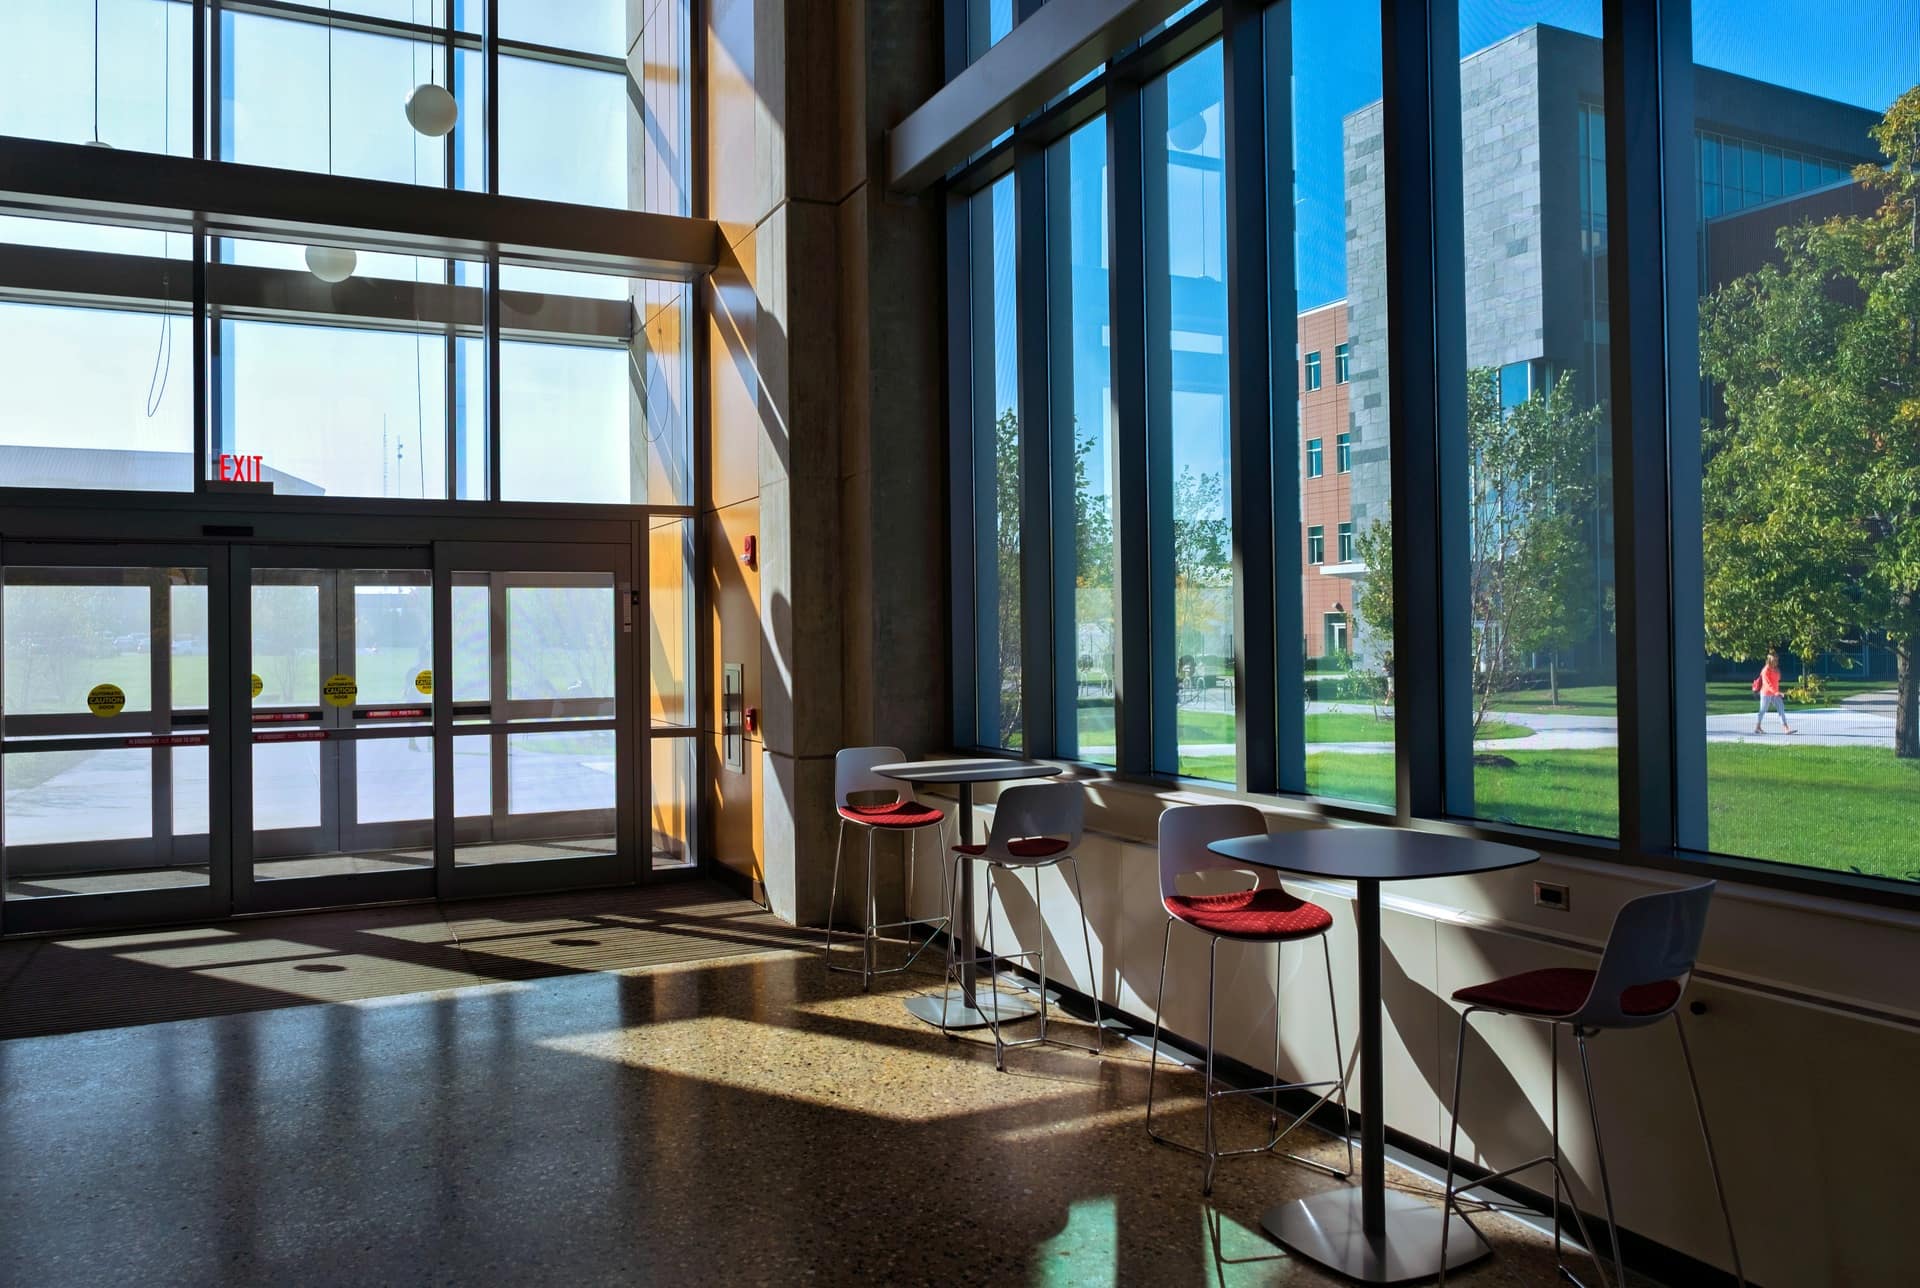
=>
[91,0,101,143]
[145,1,173,418]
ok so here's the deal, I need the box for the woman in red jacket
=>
[1752,650,1795,734]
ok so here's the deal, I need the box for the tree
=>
[1466,368,1602,722]
[1700,86,1920,757]
[1352,513,1395,709]
[1344,372,1602,728]
[992,408,1022,749]
[1171,466,1232,670]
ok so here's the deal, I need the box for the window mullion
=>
[1106,79,1154,778]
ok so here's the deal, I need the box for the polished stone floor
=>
[0,887,1618,1286]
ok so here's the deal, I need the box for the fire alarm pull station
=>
[740,534,758,569]
[722,663,745,773]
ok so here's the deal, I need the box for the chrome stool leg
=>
[1321,935,1355,1177]
[1064,857,1104,1044]
[1674,1014,1746,1287]
[1202,935,1221,1195]
[824,819,847,963]
[983,865,1005,1071]
[1576,1031,1627,1288]
[1145,915,1175,1144]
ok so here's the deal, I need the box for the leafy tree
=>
[1466,366,1601,719]
[1352,513,1395,709]
[992,409,1022,748]
[1074,433,1114,592]
[1699,86,1920,757]
[1172,466,1232,668]
[1345,371,1602,727]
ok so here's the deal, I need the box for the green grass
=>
[1292,744,1920,883]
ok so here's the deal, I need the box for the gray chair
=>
[1145,804,1352,1195]
[824,746,950,989]
[1440,881,1745,1288]
[944,780,1102,1071]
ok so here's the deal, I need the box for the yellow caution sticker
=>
[321,673,358,707]
[86,683,126,718]
[414,669,433,696]
[250,673,264,699]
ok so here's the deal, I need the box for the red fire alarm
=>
[740,534,757,569]
[743,705,758,735]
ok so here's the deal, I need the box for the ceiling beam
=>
[0,137,719,282]
[886,0,1196,194]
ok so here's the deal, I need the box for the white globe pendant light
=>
[405,83,458,138]
[305,245,358,284]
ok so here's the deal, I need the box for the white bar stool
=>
[1146,804,1353,1195]
[1440,881,1745,1288]
[824,745,951,990]
[945,780,1102,1071]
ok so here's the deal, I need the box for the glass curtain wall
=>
[1296,0,1393,806]
[966,177,1023,752]
[1145,43,1233,783]
[1687,0,1920,885]
[1049,120,1116,763]
[1443,3,1619,837]
[947,0,1920,897]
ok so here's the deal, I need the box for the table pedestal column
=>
[1259,877,1487,1282]
[903,780,1037,1029]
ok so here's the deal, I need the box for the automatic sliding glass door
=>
[236,549,437,912]
[0,543,229,933]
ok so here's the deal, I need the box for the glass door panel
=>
[439,543,633,894]
[452,570,619,867]
[242,556,435,905]
[1,549,224,930]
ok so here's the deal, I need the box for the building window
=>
[1335,342,1350,383]
[1337,522,1354,564]
[1324,612,1349,655]
[1307,438,1324,478]
[1336,432,1351,474]
[1304,350,1322,391]
[964,175,1021,752]
[1307,525,1325,565]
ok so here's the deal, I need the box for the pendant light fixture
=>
[404,0,457,137]
[307,3,356,284]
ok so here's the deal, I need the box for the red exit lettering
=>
[217,453,265,483]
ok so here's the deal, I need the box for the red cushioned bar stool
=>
[1146,805,1353,1195]
[824,746,951,990]
[945,780,1102,1071]
[1439,881,1745,1288]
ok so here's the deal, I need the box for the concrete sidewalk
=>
[1171,691,1903,756]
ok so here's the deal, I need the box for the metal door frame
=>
[0,539,233,935]
[434,540,639,899]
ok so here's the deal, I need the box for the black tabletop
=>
[1209,827,1538,881]
[870,758,1064,786]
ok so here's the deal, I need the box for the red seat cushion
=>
[1452,967,1681,1019]
[953,837,1070,860]
[1165,888,1334,941]
[837,800,944,829]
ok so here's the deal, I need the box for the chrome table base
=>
[1261,1189,1488,1284]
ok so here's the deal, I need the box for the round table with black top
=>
[1207,827,1539,1284]
[872,758,1063,1030]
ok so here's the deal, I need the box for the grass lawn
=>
[1487,678,1891,717]
[1083,707,1527,759]
[1290,744,1920,883]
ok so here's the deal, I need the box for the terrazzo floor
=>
[0,885,1637,1286]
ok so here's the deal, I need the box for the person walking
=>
[1751,650,1795,734]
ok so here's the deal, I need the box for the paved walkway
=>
[1175,690,1901,756]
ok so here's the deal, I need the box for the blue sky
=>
[1291,0,1919,308]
